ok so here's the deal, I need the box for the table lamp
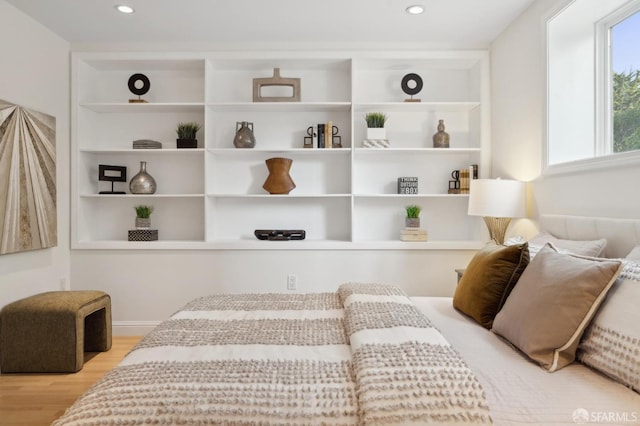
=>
[467,178,526,244]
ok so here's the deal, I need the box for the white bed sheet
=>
[411,297,640,426]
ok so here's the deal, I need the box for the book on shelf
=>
[317,123,325,148]
[325,121,332,149]
[459,168,470,194]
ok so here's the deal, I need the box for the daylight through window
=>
[546,0,640,170]
[611,9,640,153]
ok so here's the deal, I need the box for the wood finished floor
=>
[0,336,140,425]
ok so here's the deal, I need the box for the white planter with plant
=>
[365,112,387,140]
[134,205,154,229]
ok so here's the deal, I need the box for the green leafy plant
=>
[134,205,154,218]
[176,122,201,139]
[364,112,388,128]
[405,205,421,218]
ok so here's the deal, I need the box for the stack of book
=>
[400,228,428,242]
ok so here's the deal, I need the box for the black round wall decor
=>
[128,73,150,96]
[401,73,423,96]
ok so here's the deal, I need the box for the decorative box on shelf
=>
[398,177,418,194]
[128,229,158,241]
[362,139,390,148]
[400,228,428,242]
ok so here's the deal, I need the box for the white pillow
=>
[527,231,607,258]
[576,246,640,392]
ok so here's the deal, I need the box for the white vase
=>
[366,128,386,140]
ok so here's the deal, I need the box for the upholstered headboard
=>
[539,214,640,259]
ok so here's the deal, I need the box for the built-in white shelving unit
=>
[71,51,489,250]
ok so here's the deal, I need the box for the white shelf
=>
[353,194,468,198]
[209,148,351,156]
[208,102,351,112]
[80,102,205,113]
[72,51,489,250]
[72,239,485,251]
[81,148,205,154]
[354,102,480,112]
[354,147,480,154]
[208,193,351,198]
[81,194,205,198]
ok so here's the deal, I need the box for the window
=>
[546,0,640,172]
[611,9,640,153]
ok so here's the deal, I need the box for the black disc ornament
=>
[401,73,423,102]
[128,73,150,102]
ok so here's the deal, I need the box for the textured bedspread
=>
[54,283,491,425]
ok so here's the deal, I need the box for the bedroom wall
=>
[491,0,640,234]
[0,1,71,308]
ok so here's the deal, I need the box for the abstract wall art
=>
[0,99,56,255]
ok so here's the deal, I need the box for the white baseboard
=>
[112,321,160,336]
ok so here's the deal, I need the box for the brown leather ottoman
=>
[0,291,112,373]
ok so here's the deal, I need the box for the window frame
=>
[544,0,640,176]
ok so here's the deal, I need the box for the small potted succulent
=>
[176,121,201,149]
[134,205,154,229]
[364,112,388,140]
[405,204,421,228]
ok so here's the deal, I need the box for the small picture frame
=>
[98,164,127,194]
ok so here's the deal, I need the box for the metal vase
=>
[129,161,157,194]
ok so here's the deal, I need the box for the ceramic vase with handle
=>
[233,121,256,148]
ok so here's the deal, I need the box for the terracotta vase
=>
[263,157,296,194]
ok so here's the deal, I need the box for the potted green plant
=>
[405,204,421,228]
[364,112,388,140]
[134,205,154,229]
[176,121,201,149]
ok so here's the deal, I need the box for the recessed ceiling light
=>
[115,5,135,14]
[406,5,425,15]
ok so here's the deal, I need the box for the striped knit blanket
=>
[54,283,491,425]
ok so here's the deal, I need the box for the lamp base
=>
[483,217,511,245]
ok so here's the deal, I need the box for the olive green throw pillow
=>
[453,243,529,329]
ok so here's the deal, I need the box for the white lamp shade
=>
[468,179,526,218]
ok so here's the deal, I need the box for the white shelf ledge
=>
[72,239,485,251]
[80,102,205,112]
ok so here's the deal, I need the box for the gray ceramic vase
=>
[233,121,256,148]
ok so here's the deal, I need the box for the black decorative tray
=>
[254,229,306,241]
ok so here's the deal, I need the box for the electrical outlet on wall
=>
[287,274,297,291]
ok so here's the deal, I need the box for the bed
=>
[54,215,640,425]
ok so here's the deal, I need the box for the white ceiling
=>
[5,0,535,48]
